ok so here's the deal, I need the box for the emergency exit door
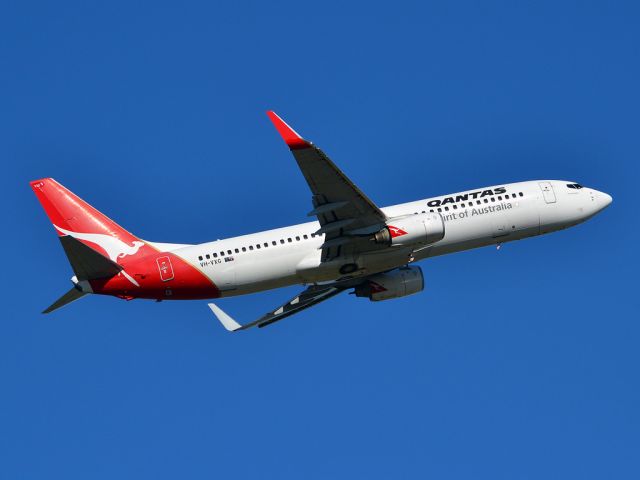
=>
[538,182,556,203]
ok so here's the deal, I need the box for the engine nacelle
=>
[354,266,424,302]
[374,213,445,247]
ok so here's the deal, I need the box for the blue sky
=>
[1,1,639,478]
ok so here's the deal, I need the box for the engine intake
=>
[354,266,424,301]
[374,213,444,247]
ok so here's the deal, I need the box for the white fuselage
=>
[166,180,611,297]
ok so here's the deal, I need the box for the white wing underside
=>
[209,284,345,331]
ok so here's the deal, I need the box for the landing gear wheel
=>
[339,263,358,275]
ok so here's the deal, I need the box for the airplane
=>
[30,111,612,331]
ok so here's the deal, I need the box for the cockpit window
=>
[566,183,583,189]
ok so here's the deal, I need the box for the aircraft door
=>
[538,182,557,203]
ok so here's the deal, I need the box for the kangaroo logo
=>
[54,225,145,261]
[369,281,387,293]
[53,225,145,287]
[387,225,408,238]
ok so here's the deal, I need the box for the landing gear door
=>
[538,182,556,204]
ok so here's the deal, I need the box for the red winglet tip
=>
[266,111,309,150]
[30,178,51,191]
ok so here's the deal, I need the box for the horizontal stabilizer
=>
[59,235,123,281]
[43,287,88,314]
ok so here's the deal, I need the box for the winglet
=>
[208,303,243,332]
[266,111,310,150]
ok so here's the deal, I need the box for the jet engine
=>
[374,213,444,247]
[354,266,424,301]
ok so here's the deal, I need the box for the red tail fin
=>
[30,178,146,263]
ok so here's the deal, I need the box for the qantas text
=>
[427,187,507,207]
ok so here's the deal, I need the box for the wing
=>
[209,284,345,331]
[267,111,388,261]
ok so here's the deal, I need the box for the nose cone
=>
[598,191,613,210]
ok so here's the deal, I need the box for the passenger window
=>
[519,192,524,197]
[264,243,268,248]
[498,196,502,201]
[199,256,204,261]
[256,244,261,249]
[272,241,277,246]
[235,248,239,253]
[437,208,442,212]
[280,239,285,244]
[484,199,488,203]
[491,197,496,202]
[445,206,449,211]
[249,246,254,250]
[303,234,308,240]
[296,236,300,241]
[288,238,292,242]
[242,247,246,252]
[453,205,457,210]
